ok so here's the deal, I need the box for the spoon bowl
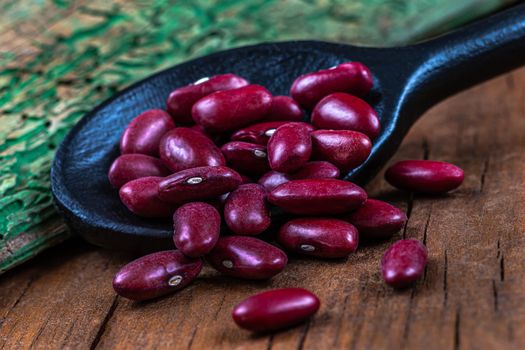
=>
[51,4,525,251]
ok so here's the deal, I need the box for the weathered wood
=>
[0,65,524,349]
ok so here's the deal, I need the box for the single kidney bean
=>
[206,236,287,279]
[278,218,358,258]
[381,239,428,288]
[173,202,221,257]
[345,199,407,239]
[120,109,175,156]
[231,121,314,145]
[311,130,372,172]
[266,96,304,122]
[220,141,270,176]
[311,93,380,139]
[231,121,287,145]
[268,122,312,173]
[269,179,367,215]
[158,166,242,204]
[258,170,290,192]
[108,154,171,189]
[192,84,272,133]
[113,250,203,301]
[384,160,465,194]
[290,61,373,109]
[224,184,271,235]
[258,161,340,192]
[291,160,340,179]
[159,127,225,172]
[232,288,320,332]
[167,74,249,124]
[119,177,178,217]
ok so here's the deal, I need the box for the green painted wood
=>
[0,0,516,273]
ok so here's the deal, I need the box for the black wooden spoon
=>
[51,4,525,252]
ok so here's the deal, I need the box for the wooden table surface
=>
[1,66,524,349]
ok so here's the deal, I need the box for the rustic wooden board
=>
[0,0,516,273]
[0,66,523,349]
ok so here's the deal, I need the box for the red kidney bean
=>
[206,236,287,279]
[159,127,225,172]
[158,166,242,204]
[224,184,270,235]
[266,96,304,122]
[311,130,372,172]
[381,239,428,288]
[167,74,249,124]
[290,61,373,109]
[113,250,203,301]
[231,121,287,145]
[231,121,314,145]
[220,142,270,176]
[258,171,290,192]
[384,160,464,194]
[239,174,253,184]
[345,199,407,239]
[291,160,340,179]
[173,202,220,257]
[232,288,320,332]
[278,218,358,258]
[119,177,178,217]
[108,154,171,189]
[269,179,367,215]
[268,122,312,173]
[258,161,340,192]
[120,109,175,156]
[192,84,272,133]
[311,93,380,139]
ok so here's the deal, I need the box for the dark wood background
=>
[1,65,523,349]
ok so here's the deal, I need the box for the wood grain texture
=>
[1,65,524,349]
[0,0,516,273]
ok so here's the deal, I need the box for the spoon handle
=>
[406,3,525,115]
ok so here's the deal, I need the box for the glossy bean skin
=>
[158,166,242,204]
[120,109,175,156]
[119,177,178,217]
[173,202,221,257]
[381,239,428,288]
[159,127,225,172]
[192,85,272,133]
[345,199,407,239]
[224,184,270,235]
[231,121,288,145]
[278,218,358,258]
[269,179,367,215]
[311,130,371,172]
[167,74,249,124]
[231,121,314,145]
[258,161,340,192]
[311,93,380,139]
[384,160,465,194]
[258,171,290,192]
[232,288,320,332]
[266,96,304,122]
[220,142,270,176]
[108,154,171,189]
[206,236,287,279]
[291,62,373,109]
[113,250,203,301]
[268,122,312,173]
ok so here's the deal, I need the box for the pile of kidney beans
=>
[109,62,465,332]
